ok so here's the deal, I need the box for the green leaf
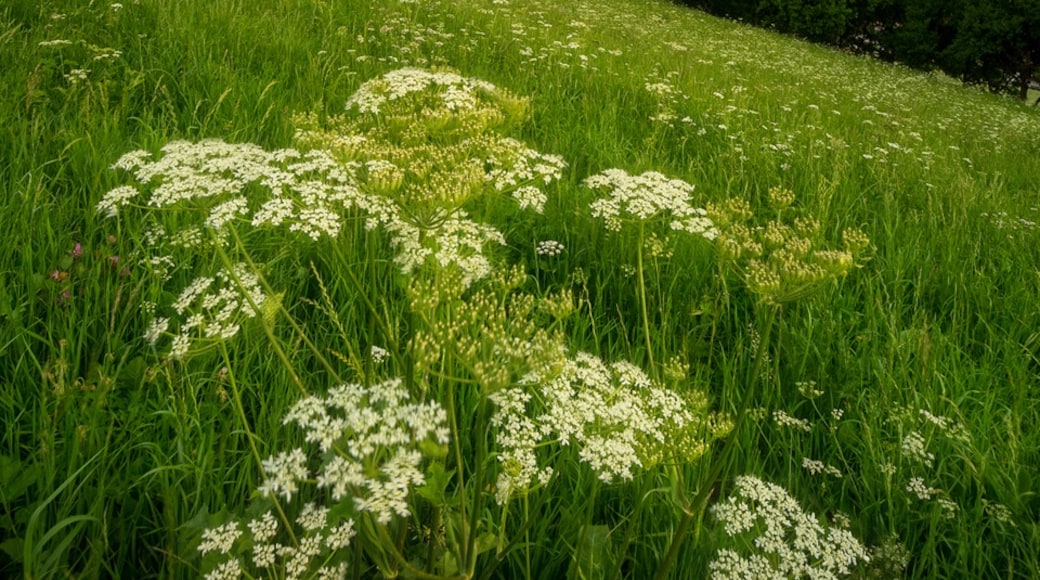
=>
[116,356,146,389]
[0,455,38,503]
[567,524,614,580]
[0,537,24,562]
[416,463,452,506]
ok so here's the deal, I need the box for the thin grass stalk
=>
[608,478,650,580]
[464,396,490,578]
[445,380,471,575]
[222,225,343,391]
[374,521,465,580]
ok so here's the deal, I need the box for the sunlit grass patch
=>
[2,0,1040,577]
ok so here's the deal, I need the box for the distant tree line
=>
[680,0,1040,102]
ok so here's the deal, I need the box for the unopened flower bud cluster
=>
[707,189,869,304]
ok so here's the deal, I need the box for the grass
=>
[2,0,1040,578]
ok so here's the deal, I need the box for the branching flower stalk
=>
[585,168,717,374]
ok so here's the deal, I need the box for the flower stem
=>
[636,223,656,374]
[217,341,298,546]
[652,306,778,580]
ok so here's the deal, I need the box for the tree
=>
[757,0,854,43]
[941,0,1040,100]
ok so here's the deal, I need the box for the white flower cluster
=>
[99,139,364,242]
[380,211,507,288]
[295,69,569,287]
[266,378,449,525]
[484,137,568,210]
[710,475,870,579]
[900,430,934,468]
[198,509,355,580]
[346,67,499,115]
[906,476,939,501]
[802,457,843,478]
[773,409,812,432]
[585,169,718,238]
[536,240,565,256]
[144,263,267,358]
[491,351,715,502]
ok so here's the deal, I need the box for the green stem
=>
[464,397,489,578]
[446,382,470,574]
[214,227,329,396]
[524,495,531,580]
[213,227,314,394]
[609,480,649,580]
[374,522,466,580]
[652,306,778,580]
[217,342,298,546]
[636,223,656,374]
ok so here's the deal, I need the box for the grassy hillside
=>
[2,0,1039,577]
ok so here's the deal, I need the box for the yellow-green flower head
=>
[345,67,529,137]
[842,226,871,254]
[767,185,796,210]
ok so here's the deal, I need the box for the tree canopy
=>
[683,0,1040,101]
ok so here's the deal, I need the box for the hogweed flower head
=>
[491,351,728,502]
[585,169,717,239]
[710,475,869,579]
[198,377,442,577]
[149,263,267,359]
[199,507,355,579]
[710,189,867,304]
[344,67,529,137]
[290,69,568,288]
[101,139,366,245]
[536,240,565,256]
[276,377,448,524]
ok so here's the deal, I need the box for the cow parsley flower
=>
[199,521,242,555]
[710,475,869,579]
[346,68,499,115]
[96,185,139,217]
[491,351,728,500]
[585,169,717,239]
[536,240,565,256]
[278,378,448,524]
[258,448,309,502]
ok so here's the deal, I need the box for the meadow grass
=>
[2,0,1040,578]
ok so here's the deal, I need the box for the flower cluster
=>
[100,140,363,241]
[710,475,869,579]
[536,240,565,256]
[197,508,355,580]
[105,68,573,361]
[144,263,267,358]
[490,351,730,502]
[708,193,868,304]
[346,67,501,116]
[269,378,449,524]
[406,266,568,393]
[585,168,718,238]
[292,68,568,288]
